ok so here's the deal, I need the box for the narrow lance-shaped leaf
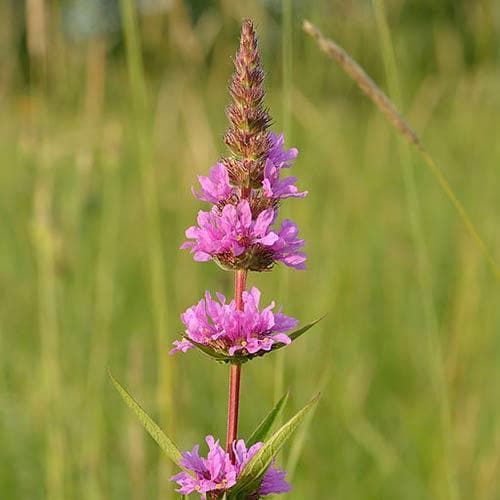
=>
[229,393,321,496]
[109,370,183,467]
[287,365,331,478]
[285,392,322,479]
[271,314,326,353]
[247,391,289,447]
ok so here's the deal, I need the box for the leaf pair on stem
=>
[109,371,320,498]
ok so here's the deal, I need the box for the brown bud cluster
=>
[214,244,275,273]
[214,191,277,219]
[222,19,271,188]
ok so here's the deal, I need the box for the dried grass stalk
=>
[303,20,500,280]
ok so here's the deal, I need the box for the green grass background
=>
[1,0,499,499]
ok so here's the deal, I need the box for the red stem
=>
[226,269,247,459]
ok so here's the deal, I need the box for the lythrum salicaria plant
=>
[111,19,322,498]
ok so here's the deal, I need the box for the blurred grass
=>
[371,1,458,498]
[1,1,500,499]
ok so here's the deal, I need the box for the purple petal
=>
[193,251,212,262]
[245,287,261,309]
[174,286,298,358]
[169,339,193,354]
[253,208,275,237]
[170,471,199,495]
[270,333,292,345]
[273,312,299,332]
[193,163,233,204]
[180,445,206,475]
[237,200,252,229]
[257,231,279,246]
[259,465,291,496]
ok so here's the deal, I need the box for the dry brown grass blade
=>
[303,20,500,281]
[303,21,419,148]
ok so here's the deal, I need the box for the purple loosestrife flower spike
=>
[182,18,308,272]
[170,436,291,498]
[170,286,298,358]
[110,20,320,500]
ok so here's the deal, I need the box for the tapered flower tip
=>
[240,18,257,48]
[224,18,271,186]
[236,19,262,72]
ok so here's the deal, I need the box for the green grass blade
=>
[109,371,182,467]
[230,393,320,496]
[370,2,459,498]
[247,391,289,447]
[118,1,174,495]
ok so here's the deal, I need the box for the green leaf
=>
[109,370,183,467]
[287,365,331,479]
[271,315,326,353]
[247,391,289,447]
[230,393,321,496]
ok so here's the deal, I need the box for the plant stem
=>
[226,364,242,460]
[226,269,247,459]
[234,268,247,310]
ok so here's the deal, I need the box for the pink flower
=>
[192,163,234,204]
[181,200,306,271]
[233,440,291,496]
[262,133,307,201]
[271,219,307,270]
[170,436,237,497]
[171,435,291,498]
[170,287,298,357]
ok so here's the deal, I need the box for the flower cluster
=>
[182,133,306,271]
[171,435,290,498]
[181,17,307,273]
[170,287,298,358]
[109,19,319,500]
[192,133,306,206]
[182,197,305,271]
[166,19,315,498]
